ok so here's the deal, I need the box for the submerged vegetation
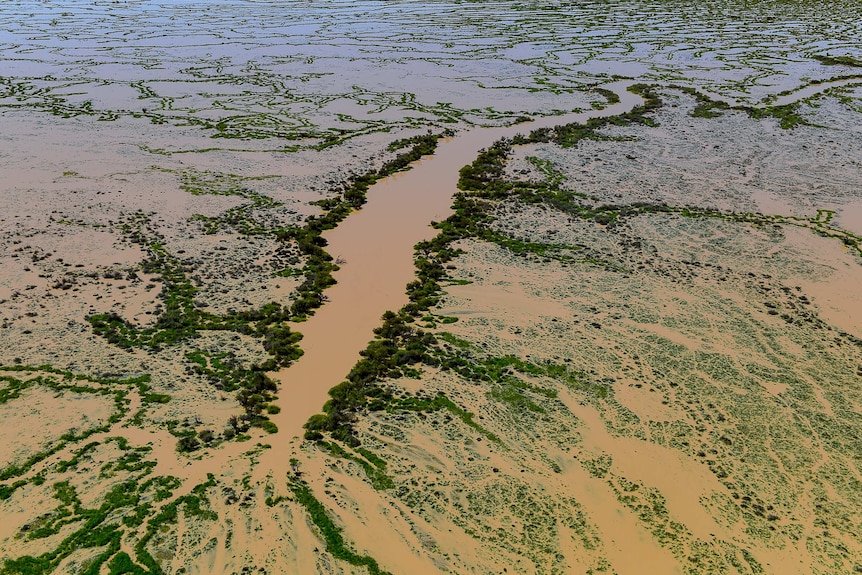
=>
[812,54,862,68]
[2,475,217,575]
[0,366,157,502]
[303,80,862,487]
[0,380,215,575]
[3,1,862,571]
[674,81,860,129]
[84,134,446,440]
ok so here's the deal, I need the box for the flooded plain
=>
[2,1,862,574]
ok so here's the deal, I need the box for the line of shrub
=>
[318,441,394,490]
[87,134,446,446]
[287,476,391,575]
[302,84,666,449]
[303,311,437,445]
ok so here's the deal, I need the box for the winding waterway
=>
[270,80,647,437]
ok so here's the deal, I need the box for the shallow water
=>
[772,77,862,106]
[272,81,645,435]
[2,1,862,573]
[2,0,861,145]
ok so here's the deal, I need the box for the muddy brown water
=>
[270,81,646,437]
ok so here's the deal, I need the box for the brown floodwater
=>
[271,81,646,437]
[3,2,862,570]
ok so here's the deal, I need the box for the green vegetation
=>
[446,85,675,240]
[0,464,190,575]
[185,345,287,436]
[6,5,862,574]
[429,338,614,420]
[318,441,394,490]
[280,132,445,320]
[675,84,819,129]
[188,190,281,236]
[56,442,100,474]
[87,223,302,435]
[0,414,191,573]
[301,186,514,449]
[604,470,768,574]
[304,311,438,444]
[305,82,862,551]
[303,84,664,451]
[130,477,218,574]
[178,169,284,235]
[524,84,662,148]
[380,132,451,172]
[84,133,445,444]
[448,84,862,263]
[594,87,621,105]
[0,365,157,499]
[392,391,502,444]
[301,89,664,452]
[287,476,391,575]
[746,102,810,130]
[812,54,862,68]
[675,86,731,118]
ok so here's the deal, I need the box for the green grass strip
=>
[288,477,391,575]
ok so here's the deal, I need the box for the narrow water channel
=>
[771,76,862,106]
[269,80,646,437]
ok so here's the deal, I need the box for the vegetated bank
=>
[86,133,447,445]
